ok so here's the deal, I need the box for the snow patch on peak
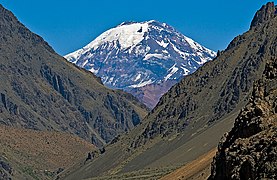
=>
[183,36,217,57]
[184,36,200,50]
[129,79,153,88]
[146,20,156,24]
[164,64,178,81]
[144,53,167,60]
[89,67,99,74]
[180,66,190,76]
[65,49,84,62]
[65,22,151,60]
[157,40,169,48]
[134,73,142,81]
[86,22,149,50]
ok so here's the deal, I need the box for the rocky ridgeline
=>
[250,2,277,29]
[0,4,147,147]
[209,3,277,179]
[129,5,276,149]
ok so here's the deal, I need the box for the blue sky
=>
[0,0,276,55]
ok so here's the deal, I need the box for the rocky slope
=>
[62,3,277,180]
[0,4,148,147]
[65,21,216,108]
[209,63,276,180]
[209,3,277,179]
[129,1,277,149]
[0,125,95,180]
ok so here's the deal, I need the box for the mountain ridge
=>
[0,4,148,147]
[210,3,277,179]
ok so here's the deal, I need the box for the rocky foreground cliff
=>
[209,55,276,180]
[209,2,277,179]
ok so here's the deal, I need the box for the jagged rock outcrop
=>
[250,2,277,29]
[0,157,12,180]
[209,46,277,180]
[0,4,148,147]
[209,4,277,179]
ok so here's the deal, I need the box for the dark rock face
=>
[0,157,12,180]
[0,5,148,146]
[209,4,277,179]
[209,43,277,180]
[209,71,277,179]
[250,2,277,29]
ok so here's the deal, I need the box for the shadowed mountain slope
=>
[210,3,277,179]
[62,3,277,180]
[0,4,148,147]
[210,53,277,180]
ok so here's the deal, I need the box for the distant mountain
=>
[65,20,216,108]
[0,4,148,148]
[62,3,277,180]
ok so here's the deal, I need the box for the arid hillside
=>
[0,125,95,180]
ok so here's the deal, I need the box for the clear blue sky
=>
[0,0,275,55]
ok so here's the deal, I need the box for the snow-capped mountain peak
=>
[65,20,216,108]
[88,21,148,49]
[66,21,150,62]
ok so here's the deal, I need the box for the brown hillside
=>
[0,125,95,179]
[161,149,216,180]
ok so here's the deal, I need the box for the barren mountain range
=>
[0,2,276,180]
